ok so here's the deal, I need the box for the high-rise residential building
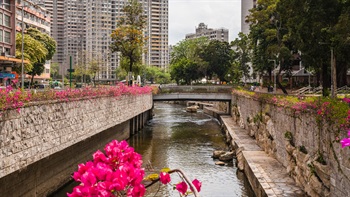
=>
[241,0,257,83]
[241,0,256,34]
[42,0,168,82]
[146,0,168,70]
[185,23,229,42]
[40,0,64,73]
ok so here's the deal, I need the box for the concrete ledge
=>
[219,115,305,197]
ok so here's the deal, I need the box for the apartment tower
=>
[185,23,229,42]
[241,0,256,34]
[40,0,168,82]
[146,0,168,70]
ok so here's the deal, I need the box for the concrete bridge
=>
[153,85,233,114]
[153,92,232,102]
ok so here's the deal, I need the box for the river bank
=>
[204,106,306,197]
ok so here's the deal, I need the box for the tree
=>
[110,0,146,85]
[170,58,201,85]
[231,32,252,82]
[247,0,294,94]
[87,59,101,86]
[170,38,208,84]
[142,66,171,84]
[200,40,232,82]
[16,28,56,86]
[15,34,46,73]
[276,0,348,96]
[50,62,60,79]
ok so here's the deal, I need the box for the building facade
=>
[0,0,19,86]
[15,0,51,81]
[185,23,229,42]
[0,0,50,86]
[145,0,168,70]
[241,0,256,34]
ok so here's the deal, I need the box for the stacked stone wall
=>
[232,94,350,196]
[0,94,152,196]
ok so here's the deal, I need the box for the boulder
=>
[219,152,235,162]
[212,150,226,159]
[215,161,226,166]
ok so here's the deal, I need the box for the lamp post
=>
[269,59,277,93]
[330,47,336,98]
[319,42,337,98]
[20,3,45,89]
[20,5,24,89]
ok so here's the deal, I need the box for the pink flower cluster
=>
[159,172,202,195]
[0,83,31,113]
[68,140,145,197]
[341,130,350,148]
[52,84,152,102]
[0,84,152,114]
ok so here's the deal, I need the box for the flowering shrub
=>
[0,84,152,114]
[341,130,350,148]
[68,140,145,197]
[68,140,202,197]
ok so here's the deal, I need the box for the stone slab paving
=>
[243,151,305,197]
[220,116,306,197]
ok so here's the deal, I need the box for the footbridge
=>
[153,92,232,102]
[152,85,233,113]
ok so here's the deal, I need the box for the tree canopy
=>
[110,0,146,79]
[244,0,350,95]
[15,27,56,85]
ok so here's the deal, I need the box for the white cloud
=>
[169,0,241,45]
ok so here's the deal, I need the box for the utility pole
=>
[331,47,337,98]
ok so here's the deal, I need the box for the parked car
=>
[34,84,50,89]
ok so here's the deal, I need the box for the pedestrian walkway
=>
[220,115,305,197]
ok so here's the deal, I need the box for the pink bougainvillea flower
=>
[191,179,202,192]
[341,138,350,148]
[127,184,146,197]
[176,181,188,195]
[159,172,171,184]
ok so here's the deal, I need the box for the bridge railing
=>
[159,85,233,94]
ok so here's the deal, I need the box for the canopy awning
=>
[0,56,30,64]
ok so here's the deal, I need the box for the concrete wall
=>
[0,94,153,196]
[232,94,350,197]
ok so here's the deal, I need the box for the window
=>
[0,30,2,42]
[3,0,10,10]
[4,31,10,43]
[0,14,2,25]
[4,14,10,27]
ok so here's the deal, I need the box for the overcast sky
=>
[169,0,242,45]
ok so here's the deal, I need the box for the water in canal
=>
[52,102,254,197]
[129,103,254,197]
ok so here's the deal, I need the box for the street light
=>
[20,3,45,89]
[319,42,337,98]
[268,59,277,93]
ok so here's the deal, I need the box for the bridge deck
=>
[153,93,232,101]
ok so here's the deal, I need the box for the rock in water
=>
[212,150,226,159]
[219,152,235,161]
[215,161,226,166]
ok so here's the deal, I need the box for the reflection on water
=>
[51,103,255,197]
[129,103,255,197]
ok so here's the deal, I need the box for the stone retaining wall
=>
[0,94,152,196]
[232,94,350,197]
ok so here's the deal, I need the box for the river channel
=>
[52,102,254,196]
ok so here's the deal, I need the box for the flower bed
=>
[0,84,152,114]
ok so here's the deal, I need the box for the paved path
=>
[220,116,305,197]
